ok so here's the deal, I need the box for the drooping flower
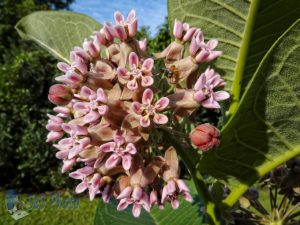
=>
[132,88,169,127]
[117,52,154,90]
[58,123,90,159]
[46,114,64,142]
[99,131,137,170]
[193,68,230,109]
[114,9,138,38]
[189,31,222,63]
[73,86,109,124]
[190,123,220,151]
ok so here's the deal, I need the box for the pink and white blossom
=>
[132,88,169,127]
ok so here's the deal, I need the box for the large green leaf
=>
[15,11,102,63]
[94,181,204,225]
[168,0,300,112]
[198,20,300,207]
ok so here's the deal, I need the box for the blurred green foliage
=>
[0,0,74,191]
[0,1,171,191]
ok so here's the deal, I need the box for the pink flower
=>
[56,56,87,88]
[173,19,198,42]
[48,84,73,105]
[132,89,169,127]
[138,38,147,52]
[117,186,150,217]
[161,179,193,209]
[114,10,138,38]
[46,114,64,142]
[99,131,137,170]
[189,31,222,63]
[117,52,154,90]
[73,86,108,124]
[193,68,230,109]
[190,123,220,151]
[58,123,90,159]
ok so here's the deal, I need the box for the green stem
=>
[228,0,260,116]
[161,128,220,225]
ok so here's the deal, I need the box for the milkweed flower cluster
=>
[46,10,229,217]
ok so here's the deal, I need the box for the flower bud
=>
[190,123,219,151]
[48,84,73,105]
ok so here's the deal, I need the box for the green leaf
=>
[15,11,102,63]
[94,181,204,225]
[168,0,300,113]
[198,19,300,207]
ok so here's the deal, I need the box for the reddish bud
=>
[48,84,72,105]
[190,123,219,151]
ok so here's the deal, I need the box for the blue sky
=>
[71,0,167,36]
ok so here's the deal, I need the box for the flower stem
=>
[161,127,220,225]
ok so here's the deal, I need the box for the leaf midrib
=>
[228,0,261,115]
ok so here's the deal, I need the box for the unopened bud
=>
[48,84,72,105]
[190,123,219,151]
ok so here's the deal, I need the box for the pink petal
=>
[173,19,183,39]
[102,185,111,203]
[105,154,121,169]
[55,150,68,159]
[182,191,193,202]
[117,198,129,211]
[141,76,154,87]
[140,116,151,127]
[171,198,180,209]
[117,186,133,199]
[96,88,108,103]
[141,193,150,212]
[57,62,70,73]
[61,159,76,173]
[176,179,190,192]
[183,27,197,42]
[193,90,206,103]
[150,190,158,206]
[142,88,153,104]
[127,79,138,90]
[79,137,90,149]
[202,97,221,109]
[114,11,124,24]
[91,173,101,187]
[195,31,204,45]
[117,67,130,80]
[68,145,82,159]
[75,181,88,193]
[127,9,136,22]
[195,50,210,63]
[132,204,142,217]
[125,143,137,154]
[46,131,64,142]
[207,39,218,50]
[129,52,139,68]
[194,74,206,91]
[128,19,137,37]
[97,105,108,115]
[213,91,230,101]
[138,38,147,51]
[99,142,115,152]
[115,25,127,41]
[141,58,154,73]
[132,102,142,115]
[189,35,200,56]
[161,185,168,203]
[132,186,143,200]
[61,123,72,134]
[81,86,96,99]
[122,155,132,170]
[84,110,100,124]
[206,51,223,61]
[72,125,88,136]
[153,113,168,125]
[155,97,169,111]
[167,180,176,193]
[73,102,90,114]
